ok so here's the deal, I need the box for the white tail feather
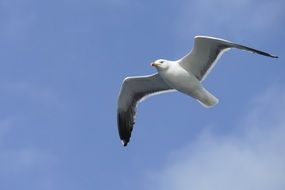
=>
[196,88,219,108]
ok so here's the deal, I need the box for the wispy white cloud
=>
[143,85,285,190]
[174,0,285,41]
[0,119,14,143]
[0,117,57,174]
[0,81,60,184]
[0,81,61,106]
[0,0,36,40]
[0,148,57,172]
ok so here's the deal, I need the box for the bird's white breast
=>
[158,63,202,97]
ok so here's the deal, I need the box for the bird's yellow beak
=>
[151,61,161,67]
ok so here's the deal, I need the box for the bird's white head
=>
[151,59,170,71]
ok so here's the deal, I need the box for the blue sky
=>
[0,0,284,189]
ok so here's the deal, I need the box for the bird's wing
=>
[117,73,173,146]
[179,36,278,81]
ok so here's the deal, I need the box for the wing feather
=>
[179,36,278,81]
[117,73,173,146]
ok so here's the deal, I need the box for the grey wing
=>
[117,73,173,146]
[179,36,278,81]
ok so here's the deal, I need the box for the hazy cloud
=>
[0,119,14,143]
[174,0,285,41]
[0,0,36,40]
[0,117,57,174]
[0,149,57,172]
[144,85,285,190]
[0,81,60,106]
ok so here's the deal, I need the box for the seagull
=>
[117,36,277,146]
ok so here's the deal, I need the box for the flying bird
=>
[117,36,278,146]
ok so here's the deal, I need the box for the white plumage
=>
[117,36,277,146]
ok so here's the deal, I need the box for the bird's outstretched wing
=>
[179,36,278,81]
[117,73,173,146]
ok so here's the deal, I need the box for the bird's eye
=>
[159,61,164,63]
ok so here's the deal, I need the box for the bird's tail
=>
[196,88,219,108]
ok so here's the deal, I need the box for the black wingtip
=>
[266,53,278,58]
[231,43,279,59]
[271,55,278,58]
[252,51,278,59]
[121,140,129,147]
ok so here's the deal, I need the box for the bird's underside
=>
[117,36,278,146]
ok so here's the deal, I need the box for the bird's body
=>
[117,36,278,146]
[158,60,217,107]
